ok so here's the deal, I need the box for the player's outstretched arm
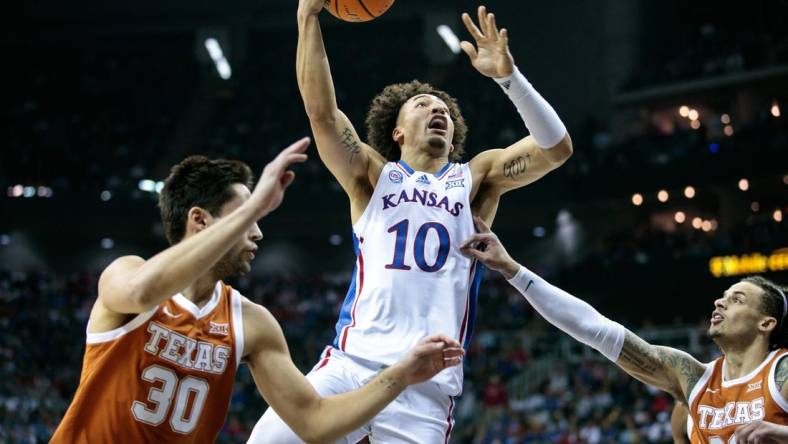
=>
[242,298,463,443]
[460,216,707,403]
[460,6,572,195]
[296,0,383,198]
[97,138,309,314]
[671,401,691,444]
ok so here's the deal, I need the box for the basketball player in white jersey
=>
[249,2,573,442]
[461,217,788,443]
[51,138,464,444]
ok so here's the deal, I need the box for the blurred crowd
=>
[624,3,788,90]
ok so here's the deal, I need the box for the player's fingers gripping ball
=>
[324,0,395,22]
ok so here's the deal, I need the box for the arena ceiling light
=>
[7,184,52,198]
[204,38,232,80]
[138,180,165,194]
[436,25,461,55]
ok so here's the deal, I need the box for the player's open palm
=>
[398,335,464,385]
[250,137,310,219]
[460,6,514,79]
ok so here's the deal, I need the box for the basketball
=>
[324,0,395,22]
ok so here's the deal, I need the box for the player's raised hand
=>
[250,137,310,219]
[297,0,325,16]
[460,216,520,279]
[460,5,515,79]
[394,335,464,385]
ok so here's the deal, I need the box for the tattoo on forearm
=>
[503,155,529,180]
[377,375,402,393]
[340,127,361,164]
[776,357,788,392]
[618,338,660,375]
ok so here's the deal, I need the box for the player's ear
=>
[186,207,213,236]
[759,316,778,335]
[392,127,404,145]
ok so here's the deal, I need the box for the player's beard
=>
[427,135,448,150]
[214,248,250,279]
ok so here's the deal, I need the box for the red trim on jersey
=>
[444,396,455,443]
[395,162,412,176]
[315,347,333,371]
[458,260,476,345]
[340,250,365,350]
[437,163,455,180]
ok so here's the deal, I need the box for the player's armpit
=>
[97,255,149,314]
[470,134,572,195]
[616,331,706,403]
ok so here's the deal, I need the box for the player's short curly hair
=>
[159,155,253,245]
[365,80,468,162]
[742,275,788,349]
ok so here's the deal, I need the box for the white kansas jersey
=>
[333,160,484,396]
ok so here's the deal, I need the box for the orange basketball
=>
[324,0,395,22]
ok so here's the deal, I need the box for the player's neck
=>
[399,150,450,174]
[722,340,771,380]
[181,274,220,308]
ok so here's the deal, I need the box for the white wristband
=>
[495,67,567,149]
[508,266,626,362]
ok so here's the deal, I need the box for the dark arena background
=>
[4,0,788,442]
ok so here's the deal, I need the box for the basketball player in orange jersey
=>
[249,2,573,442]
[461,217,788,443]
[50,137,464,444]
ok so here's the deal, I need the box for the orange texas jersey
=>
[688,349,788,444]
[51,281,245,444]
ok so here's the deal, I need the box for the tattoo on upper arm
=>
[657,347,704,396]
[617,332,704,400]
[775,356,788,392]
[340,127,361,164]
[503,155,530,180]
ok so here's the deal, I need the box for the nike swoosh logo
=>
[524,280,534,292]
[162,306,181,319]
[706,388,719,393]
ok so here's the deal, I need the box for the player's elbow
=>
[295,402,341,444]
[550,134,573,165]
[302,98,337,124]
[294,422,333,444]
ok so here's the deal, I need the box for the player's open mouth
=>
[710,311,724,325]
[428,116,448,133]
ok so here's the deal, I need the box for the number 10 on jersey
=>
[385,219,451,272]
